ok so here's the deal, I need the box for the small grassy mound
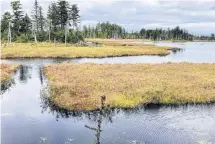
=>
[87,39,153,46]
[0,63,19,83]
[43,63,215,111]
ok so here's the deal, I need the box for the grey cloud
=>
[1,0,215,35]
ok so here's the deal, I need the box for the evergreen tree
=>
[69,4,80,30]
[38,6,45,32]
[47,2,59,31]
[18,14,32,42]
[1,12,12,41]
[1,12,12,34]
[11,0,23,34]
[57,0,69,29]
[20,14,31,34]
[210,33,215,41]
[83,22,127,39]
[32,0,39,32]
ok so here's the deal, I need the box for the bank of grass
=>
[87,38,152,46]
[43,63,215,111]
[1,42,170,59]
[0,63,19,83]
[87,39,179,51]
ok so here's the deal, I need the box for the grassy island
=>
[1,63,19,83]
[43,63,215,111]
[1,41,171,59]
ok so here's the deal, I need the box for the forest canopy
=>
[1,0,215,43]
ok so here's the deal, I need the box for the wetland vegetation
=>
[0,63,19,83]
[43,63,215,110]
[0,63,19,94]
[1,42,170,59]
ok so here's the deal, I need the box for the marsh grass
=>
[44,63,215,111]
[87,39,178,48]
[1,42,170,59]
[87,39,153,46]
[0,63,19,83]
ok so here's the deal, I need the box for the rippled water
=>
[1,42,215,144]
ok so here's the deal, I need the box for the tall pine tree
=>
[69,4,80,30]
[47,2,59,31]
[57,0,68,29]
[32,0,39,32]
[1,12,12,34]
[20,14,31,34]
[38,6,44,32]
[11,0,23,34]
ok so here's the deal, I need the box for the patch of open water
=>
[1,42,215,144]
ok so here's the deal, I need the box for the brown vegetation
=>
[44,63,215,111]
[1,42,171,59]
[0,63,19,83]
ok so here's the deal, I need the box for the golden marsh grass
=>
[0,63,19,83]
[87,38,152,46]
[44,63,215,111]
[87,39,176,49]
[1,42,170,59]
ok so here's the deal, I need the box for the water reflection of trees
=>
[40,87,165,144]
[40,88,166,122]
[85,96,107,144]
[40,89,215,121]
[38,67,46,85]
[171,48,184,54]
[0,79,15,95]
[40,88,148,144]
[1,65,33,94]
[19,65,32,83]
[40,87,215,144]
[40,90,115,122]
[40,90,114,144]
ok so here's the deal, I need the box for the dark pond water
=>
[1,42,215,144]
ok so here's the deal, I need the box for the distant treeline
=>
[1,0,214,43]
[83,22,215,41]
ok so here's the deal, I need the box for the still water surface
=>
[1,42,215,144]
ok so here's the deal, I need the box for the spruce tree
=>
[1,12,12,34]
[11,0,23,34]
[38,6,44,32]
[69,4,80,31]
[47,2,59,31]
[20,14,31,34]
[57,0,69,29]
[32,0,39,32]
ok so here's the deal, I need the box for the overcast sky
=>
[1,0,215,35]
